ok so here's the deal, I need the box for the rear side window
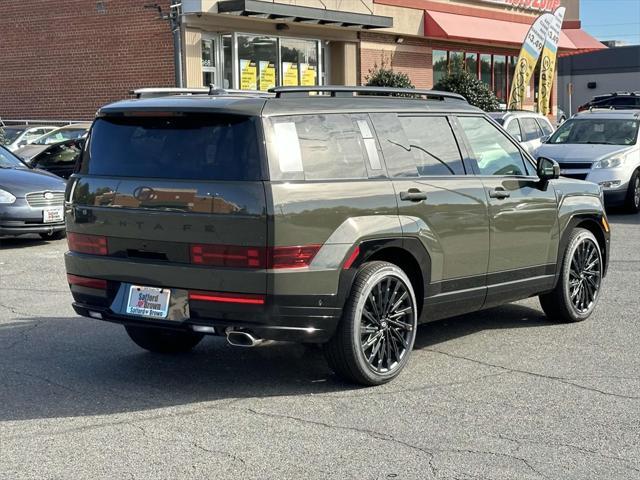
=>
[520,117,542,142]
[267,114,369,181]
[505,119,522,141]
[371,113,465,177]
[83,115,262,181]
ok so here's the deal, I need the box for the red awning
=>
[424,10,600,53]
[560,28,607,56]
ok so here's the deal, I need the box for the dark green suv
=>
[64,86,610,385]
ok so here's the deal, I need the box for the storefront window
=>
[465,53,478,78]
[480,54,492,87]
[449,51,464,74]
[222,35,233,89]
[280,38,319,87]
[494,55,507,103]
[432,50,448,84]
[237,35,278,91]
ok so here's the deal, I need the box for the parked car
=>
[578,92,640,112]
[0,145,66,239]
[535,109,640,213]
[14,123,91,162]
[0,124,57,151]
[23,138,83,179]
[64,86,609,386]
[488,111,555,154]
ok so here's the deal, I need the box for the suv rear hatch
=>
[66,113,269,315]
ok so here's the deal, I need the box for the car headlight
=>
[593,154,626,169]
[0,188,17,204]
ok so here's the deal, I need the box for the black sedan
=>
[0,146,66,239]
[21,139,83,179]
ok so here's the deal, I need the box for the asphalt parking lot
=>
[1,213,639,480]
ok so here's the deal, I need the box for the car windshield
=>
[1,127,26,144]
[0,146,28,169]
[548,118,639,146]
[32,127,87,145]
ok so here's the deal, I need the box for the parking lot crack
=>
[427,348,640,400]
[2,368,80,396]
[435,447,549,479]
[244,407,438,477]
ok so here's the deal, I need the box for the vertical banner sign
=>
[538,7,565,115]
[507,12,554,110]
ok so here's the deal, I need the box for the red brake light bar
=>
[189,244,321,269]
[67,232,108,255]
[188,290,265,305]
[67,274,107,290]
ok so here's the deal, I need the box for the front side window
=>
[520,117,542,142]
[549,119,639,146]
[459,116,529,176]
[33,128,86,145]
[536,119,554,136]
[267,114,368,181]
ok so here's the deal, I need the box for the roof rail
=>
[130,86,272,99]
[269,86,467,102]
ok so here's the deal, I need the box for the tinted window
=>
[459,116,529,176]
[397,116,465,176]
[268,114,368,180]
[536,118,554,136]
[520,117,542,142]
[36,143,82,167]
[33,128,87,145]
[505,119,522,141]
[84,115,262,180]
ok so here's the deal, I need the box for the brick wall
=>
[0,0,175,121]
[360,32,432,88]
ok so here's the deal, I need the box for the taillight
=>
[270,245,321,269]
[67,232,108,255]
[188,290,265,305]
[190,244,266,268]
[67,274,107,290]
[189,244,322,269]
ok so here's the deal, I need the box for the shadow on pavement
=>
[0,303,548,422]
[0,236,51,249]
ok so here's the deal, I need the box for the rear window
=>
[82,115,262,181]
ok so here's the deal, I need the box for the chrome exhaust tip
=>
[226,329,263,348]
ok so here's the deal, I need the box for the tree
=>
[365,59,414,91]
[433,71,500,112]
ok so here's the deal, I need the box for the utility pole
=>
[145,2,184,87]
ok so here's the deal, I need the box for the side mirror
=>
[537,157,560,180]
[540,134,551,143]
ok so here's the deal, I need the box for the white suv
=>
[488,111,555,155]
[535,109,640,213]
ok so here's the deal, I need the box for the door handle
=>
[400,189,428,202]
[488,188,511,199]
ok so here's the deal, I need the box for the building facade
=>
[558,45,640,115]
[0,0,604,121]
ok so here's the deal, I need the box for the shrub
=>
[365,59,414,91]
[433,71,500,111]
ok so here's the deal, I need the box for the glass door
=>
[201,37,217,87]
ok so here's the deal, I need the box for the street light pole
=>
[170,2,184,88]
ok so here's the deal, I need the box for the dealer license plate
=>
[126,285,171,319]
[43,206,64,223]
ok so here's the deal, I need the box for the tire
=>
[624,170,640,214]
[540,228,603,323]
[125,325,204,353]
[39,230,66,240]
[323,261,418,386]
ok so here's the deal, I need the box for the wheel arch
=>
[339,237,430,317]
[557,213,610,283]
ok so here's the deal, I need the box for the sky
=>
[580,0,640,45]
